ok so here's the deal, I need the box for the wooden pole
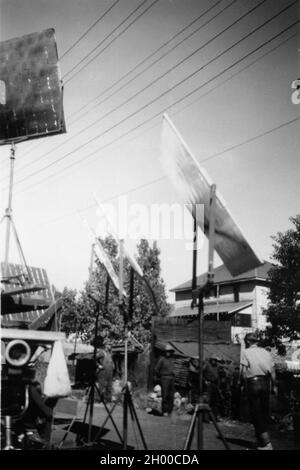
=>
[208,185,216,283]
[192,205,198,296]
[196,185,216,450]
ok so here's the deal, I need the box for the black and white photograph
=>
[0,0,300,454]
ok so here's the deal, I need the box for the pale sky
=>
[0,0,299,302]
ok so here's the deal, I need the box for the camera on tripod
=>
[1,334,39,416]
[1,328,67,449]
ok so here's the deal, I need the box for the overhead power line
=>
[174,29,300,116]
[63,0,159,83]
[67,0,238,124]
[0,0,158,176]
[7,0,226,177]
[11,19,300,197]
[18,114,300,230]
[67,0,225,121]
[202,116,300,164]
[2,24,300,196]
[11,0,297,189]
[59,0,121,60]
[11,0,266,176]
[63,0,267,133]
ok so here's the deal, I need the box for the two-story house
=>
[169,261,273,343]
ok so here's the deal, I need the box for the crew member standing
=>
[97,344,114,402]
[240,333,276,450]
[154,344,175,416]
[203,355,222,420]
[188,357,200,405]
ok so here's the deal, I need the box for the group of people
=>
[155,334,276,450]
[188,354,241,420]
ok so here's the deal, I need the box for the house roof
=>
[170,261,273,292]
[169,301,252,318]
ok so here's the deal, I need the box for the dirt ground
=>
[51,399,297,451]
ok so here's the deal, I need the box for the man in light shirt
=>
[240,333,276,450]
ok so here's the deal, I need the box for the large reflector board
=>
[0,28,66,145]
[160,113,262,277]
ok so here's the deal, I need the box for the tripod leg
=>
[93,399,119,443]
[126,390,148,450]
[58,417,77,449]
[198,406,204,450]
[208,410,230,450]
[183,406,198,450]
[76,387,92,446]
[102,400,123,444]
[82,386,92,424]
[93,384,123,444]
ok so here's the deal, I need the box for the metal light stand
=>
[87,240,147,450]
[0,143,32,282]
[119,241,147,450]
[122,266,147,450]
[183,185,229,451]
[65,275,123,449]
[2,386,30,450]
[93,264,147,450]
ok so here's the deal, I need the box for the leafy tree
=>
[59,236,170,346]
[261,215,300,353]
[124,239,171,344]
[59,287,95,341]
[80,236,123,344]
[58,287,78,335]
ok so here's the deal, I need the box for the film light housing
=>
[1,329,65,367]
[0,28,66,145]
[4,339,32,367]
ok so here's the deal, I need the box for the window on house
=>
[233,313,252,327]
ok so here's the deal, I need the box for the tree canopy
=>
[59,237,170,346]
[261,215,300,354]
